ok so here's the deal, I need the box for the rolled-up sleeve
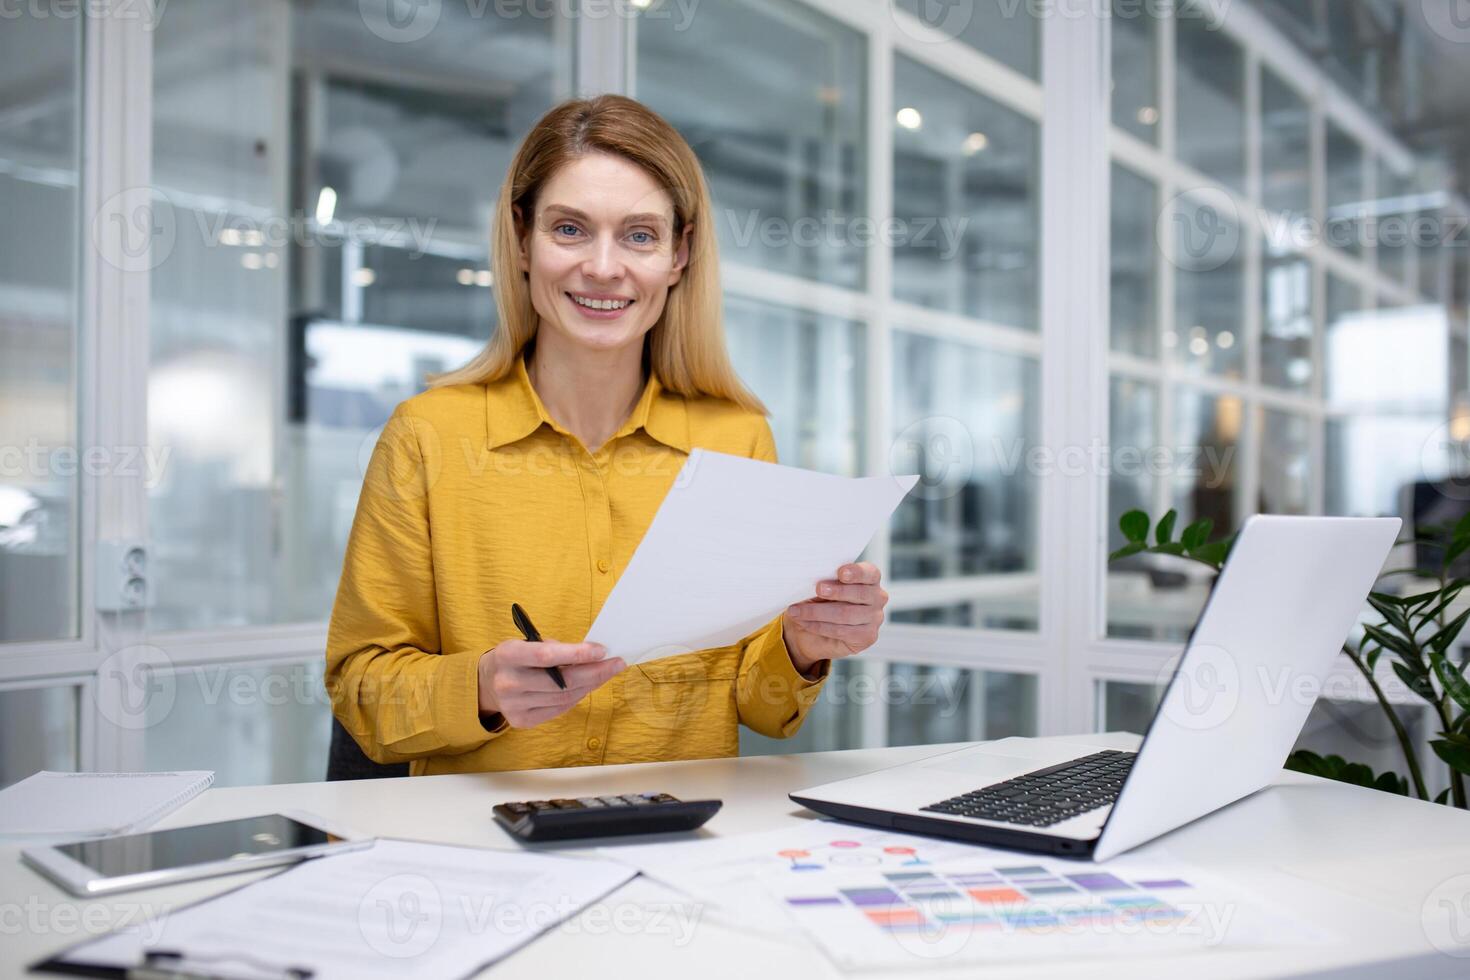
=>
[735,615,831,738]
[324,407,506,764]
[732,417,831,738]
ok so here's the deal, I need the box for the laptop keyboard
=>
[920,749,1137,828]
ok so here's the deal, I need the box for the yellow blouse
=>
[325,351,830,775]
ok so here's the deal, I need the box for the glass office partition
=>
[147,0,568,630]
[0,14,82,643]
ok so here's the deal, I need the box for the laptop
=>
[791,515,1401,861]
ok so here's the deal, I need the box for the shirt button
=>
[596,559,610,574]
[586,737,601,750]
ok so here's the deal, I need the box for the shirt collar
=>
[485,348,690,453]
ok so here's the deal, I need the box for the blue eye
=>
[554,223,581,237]
[629,230,656,245]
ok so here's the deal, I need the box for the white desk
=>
[7,733,1469,979]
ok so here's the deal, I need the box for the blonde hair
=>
[428,94,765,415]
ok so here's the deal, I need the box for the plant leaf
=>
[1190,539,1231,568]
[1367,593,1412,633]
[1426,608,1470,658]
[1108,542,1147,562]
[1418,587,1467,629]
[1365,644,1382,673]
[1431,738,1470,775]
[1392,660,1435,700]
[1154,541,1186,556]
[1156,509,1177,546]
[1450,513,1470,566]
[1437,787,1453,805]
[1364,623,1418,663]
[1432,651,1470,712]
[1119,510,1149,544]
[1284,750,1408,795]
[1374,771,1410,795]
[1286,748,1325,770]
[1181,519,1213,552]
[1401,586,1451,608]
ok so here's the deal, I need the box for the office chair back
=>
[326,715,408,781]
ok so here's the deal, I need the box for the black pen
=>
[511,603,566,689]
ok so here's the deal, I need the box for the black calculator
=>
[493,792,722,842]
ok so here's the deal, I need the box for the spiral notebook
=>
[0,770,214,838]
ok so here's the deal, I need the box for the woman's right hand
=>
[477,640,625,729]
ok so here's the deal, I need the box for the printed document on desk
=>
[602,821,1337,967]
[601,820,1001,936]
[586,449,918,665]
[36,839,636,980]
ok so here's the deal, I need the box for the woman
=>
[326,95,888,775]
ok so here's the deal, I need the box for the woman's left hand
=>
[782,561,888,676]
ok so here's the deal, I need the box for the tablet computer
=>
[21,810,368,896]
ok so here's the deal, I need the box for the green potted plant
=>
[1110,509,1470,806]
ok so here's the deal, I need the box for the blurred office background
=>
[1,0,1467,789]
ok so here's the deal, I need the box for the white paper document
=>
[602,821,1335,969]
[586,449,918,665]
[601,820,1001,936]
[0,770,214,839]
[768,850,1337,970]
[53,839,636,980]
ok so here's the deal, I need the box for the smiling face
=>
[516,152,691,358]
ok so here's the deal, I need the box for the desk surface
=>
[7,734,1470,979]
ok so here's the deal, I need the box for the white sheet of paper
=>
[767,851,1337,970]
[59,839,636,980]
[585,449,918,665]
[599,820,1005,936]
[602,821,1335,966]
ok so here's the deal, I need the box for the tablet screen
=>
[55,814,334,879]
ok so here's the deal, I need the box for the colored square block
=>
[864,907,924,927]
[786,896,842,907]
[1023,884,1080,896]
[1134,879,1191,889]
[841,887,903,906]
[884,871,939,882]
[1065,872,1133,892]
[967,887,1027,904]
[998,865,1049,876]
[905,890,961,902]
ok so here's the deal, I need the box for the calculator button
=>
[597,796,626,806]
[549,799,579,809]
[529,800,556,811]
[618,794,647,805]
[502,802,531,814]
[576,797,605,807]
[648,793,678,803]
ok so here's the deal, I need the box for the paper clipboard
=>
[30,861,317,979]
[29,836,639,980]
